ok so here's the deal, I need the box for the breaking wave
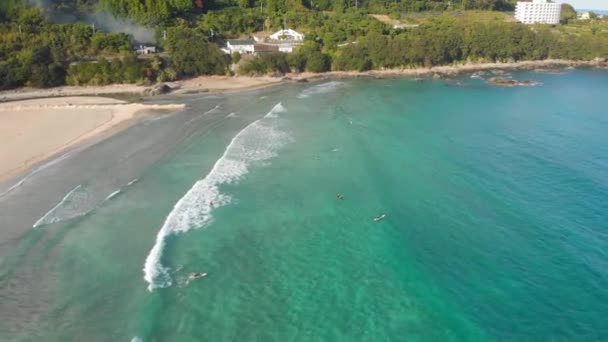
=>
[104,189,122,201]
[264,103,285,118]
[297,81,345,99]
[104,178,139,202]
[143,103,291,291]
[33,184,91,228]
[184,105,221,125]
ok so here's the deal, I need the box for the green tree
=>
[232,51,241,64]
[560,3,577,24]
[333,44,372,71]
[166,27,228,77]
[305,51,330,72]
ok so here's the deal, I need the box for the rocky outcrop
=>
[488,77,541,87]
[143,83,172,96]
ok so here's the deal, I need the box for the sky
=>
[564,0,608,11]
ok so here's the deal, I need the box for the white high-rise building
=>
[515,0,561,25]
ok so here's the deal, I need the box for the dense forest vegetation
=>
[1,0,519,25]
[0,0,606,90]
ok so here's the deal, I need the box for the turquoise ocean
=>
[1,69,608,341]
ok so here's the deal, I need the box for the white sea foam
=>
[264,103,285,118]
[104,189,122,201]
[127,178,139,186]
[143,103,290,291]
[297,81,345,99]
[184,105,221,125]
[33,184,84,228]
[206,105,221,114]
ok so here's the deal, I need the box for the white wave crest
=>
[264,103,285,118]
[143,103,291,291]
[185,105,222,125]
[104,189,122,201]
[297,81,345,99]
[33,184,87,228]
[205,105,221,114]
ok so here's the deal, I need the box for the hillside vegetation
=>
[0,0,606,90]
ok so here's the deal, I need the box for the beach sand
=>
[174,75,283,93]
[0,76,283,103]
[0,96,184,182]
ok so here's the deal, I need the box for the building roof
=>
[254,44,278,53]
[227,39,255,46]
[270,29,304,40]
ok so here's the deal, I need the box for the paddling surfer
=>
[189,272,207,280]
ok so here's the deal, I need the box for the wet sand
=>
[0,96,184,182]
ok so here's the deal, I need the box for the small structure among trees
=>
[134,43,157,55]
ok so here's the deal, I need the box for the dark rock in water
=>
[488,77,541,87]
[144,83,172,96]
[534,68,563,74]
[295,78,309,83]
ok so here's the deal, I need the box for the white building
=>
[250,29,305,53]
[224,39,255,54]
[134,43,157,55]
[578,12,591,20]
[269,29,304,41]
[515,0,561,25]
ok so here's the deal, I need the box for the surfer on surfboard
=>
[374,214,386,222]
[189,272,207,280]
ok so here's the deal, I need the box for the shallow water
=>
[2,70,608,340]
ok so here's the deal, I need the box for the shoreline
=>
[0,76,284,103]
[1,59,605,103]
[287,59,608,81]
[0,97,185,184]
[1,59,604,185]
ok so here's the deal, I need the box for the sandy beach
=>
[0,76,283,103]
[0,96,184,182]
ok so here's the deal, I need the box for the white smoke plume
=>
[90,11,155,43]
[31,0,156,43]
